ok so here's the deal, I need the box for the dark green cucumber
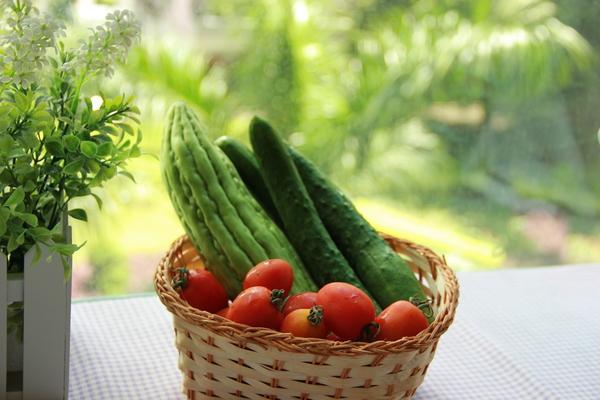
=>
[215,136,283,228]
[249,117,378,307]
[288,146,428,309]
[161,103,317,297]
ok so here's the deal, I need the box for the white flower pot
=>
[1,226,72,400]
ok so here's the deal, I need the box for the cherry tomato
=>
[216,307,229,319]
[316,282,376,341]
[228,286,285,330]
[187,259,205,270]
[172,267,228,313]
[283,292,317,316]
[280,306,328,338]
[174,241,201,267]
[375,300,429,341]
[243,259,294,296]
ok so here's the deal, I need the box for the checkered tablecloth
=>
[69,264,600,399]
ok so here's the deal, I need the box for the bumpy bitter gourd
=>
[161,103,316,297]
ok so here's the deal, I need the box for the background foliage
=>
[49,0,599,296]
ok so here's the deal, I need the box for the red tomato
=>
[228,286,285,330]
[216,307,229,319]
[172,268,228,313]
[243,259,294,296]
[316,283,376,341]
[283,292,318,316]
[280,306,328,338]
[375,301,429,341]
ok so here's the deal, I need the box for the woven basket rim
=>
[154,233,459,356]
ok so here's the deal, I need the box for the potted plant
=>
[0,1,142,398]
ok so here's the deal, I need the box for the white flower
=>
[0,1,64,87]
[76,9,141,78]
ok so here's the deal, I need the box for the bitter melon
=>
[161,103,316,297]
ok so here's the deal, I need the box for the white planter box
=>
[1,226,72,400]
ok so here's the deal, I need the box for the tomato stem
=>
[172,267,190,291]
[360,321,380,342]
[270,289,287,311]
[307,305,324,326]
[410,296,433,320]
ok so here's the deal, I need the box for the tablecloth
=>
[69,264,600,399]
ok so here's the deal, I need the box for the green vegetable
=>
[215,136,283,227]
[161,104,316,297]
[249,117,377,307]
[289,146,428,309]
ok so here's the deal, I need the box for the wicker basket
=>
[155,234,459,400]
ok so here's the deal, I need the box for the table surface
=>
[68,263,600,400]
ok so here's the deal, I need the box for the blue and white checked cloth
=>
[69,264,600,399]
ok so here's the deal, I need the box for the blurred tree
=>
[62,0,599,286]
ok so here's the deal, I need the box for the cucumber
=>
[161,103,317,297]
[288,146,428,308]
[215,136,283,228]
[249,117,378,307]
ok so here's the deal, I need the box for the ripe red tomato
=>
[280,306,328,339]
[375,300,429,341]
[228,286,285,330]
[243,259,294,296]
[282,292,318,316]
[316,282,376,341]
[216,306,229,319]
[172,268,228,313]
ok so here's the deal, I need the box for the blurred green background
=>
[46,0,599,297]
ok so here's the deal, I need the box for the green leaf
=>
[5,188,25,209]
[29,226,53,241]
[118,170,136,183]
[0,134,14,155]
[62,255,71,280]
[96,141,114,157]
[129,145,141,158]
[64,157,85,175]
[87,159,101,173]
[105,165,117,179]
[23,180,36,192]
[16,231,25,246]
[0,210,7,237]
[63,134,80,152]
[135,129,143,145]
[15,212,38,226]
[90,192,103,209]
[117,123,134,135]
[45,138,65,157]
[68,208,87,222]
[8,233,19,253]
[14,91,31,113]
[99,125,119,135]
[80,141,98,158]
[9,147,27,159]
[21,130,39,149]
[143,152,159,161]
[52,242,82,256]
[0,169,13,185]
[31,243,42,266]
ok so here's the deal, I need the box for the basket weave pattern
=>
[155,234,459,399]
